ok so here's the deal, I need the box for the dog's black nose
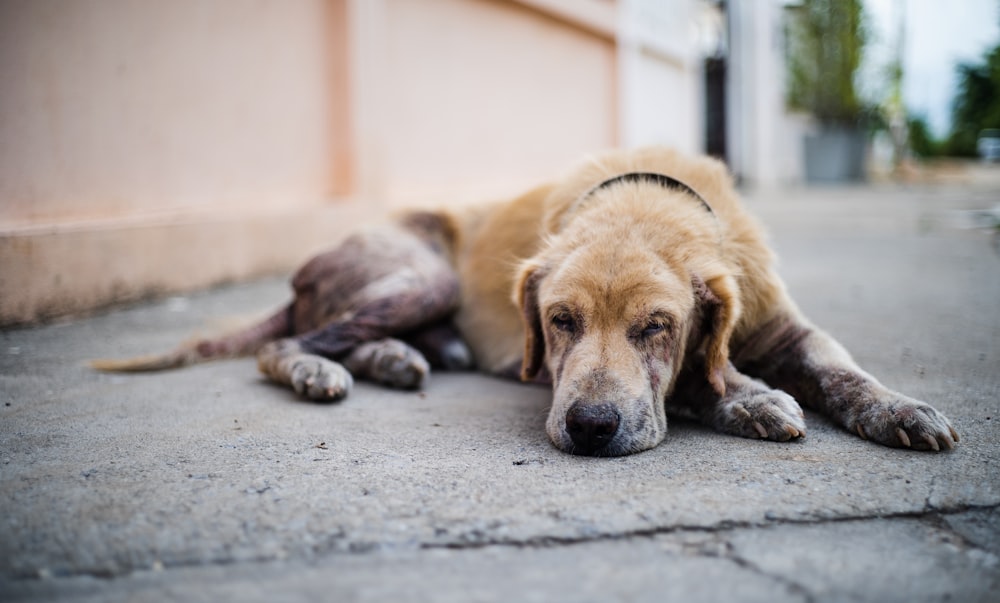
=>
[565,402,620,453]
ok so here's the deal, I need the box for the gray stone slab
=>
[0,533,799,603]
[943,507,1000,556]
[6,511,997,603]
[726,511,1000,603]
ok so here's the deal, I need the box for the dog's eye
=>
[552,312,577,333]
[641,321,667,338]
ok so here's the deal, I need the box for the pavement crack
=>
[923,474,938,512]
[918,510,996,556]
[8,502,999,583]
[421,501,1000,553]
[721,542,816,603]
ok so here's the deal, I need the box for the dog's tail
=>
[90,304,292,372]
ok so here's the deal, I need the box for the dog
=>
[93,147,959,456]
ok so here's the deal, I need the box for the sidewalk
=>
[2,183,999,602]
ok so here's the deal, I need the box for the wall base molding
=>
[0,202,373,327]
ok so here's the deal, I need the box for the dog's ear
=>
[514,262,546,381]
[693,274,741,396]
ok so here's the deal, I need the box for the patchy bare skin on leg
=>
[257,339,353,401]
[286,219,462,361]
[343,338,431,390]
[253,214,463,399]
[736,315,959,451]
[671,360,807,442]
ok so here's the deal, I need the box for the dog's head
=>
[515,182,739,456]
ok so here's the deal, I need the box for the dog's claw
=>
[753,421,768,439]
[856,424,868,440]
[896,428,911,448]
[923,433,940,452]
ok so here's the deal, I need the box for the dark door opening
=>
[704,56,727,162]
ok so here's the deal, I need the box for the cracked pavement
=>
[2,184,999,602]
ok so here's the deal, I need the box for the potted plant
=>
[786,0,869,182]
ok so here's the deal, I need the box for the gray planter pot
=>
[804,128,867,183]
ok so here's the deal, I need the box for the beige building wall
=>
[0,0,703,326]
[617,0,702,153]
[374,0,618,205]
[0,0,340,226]
[0,0,358,325]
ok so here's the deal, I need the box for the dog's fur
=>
[93,148,959,456]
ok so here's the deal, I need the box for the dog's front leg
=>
[736,315,959,451]
[671,360,807,441]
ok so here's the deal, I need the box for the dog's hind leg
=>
[256,336,433,400]
[257,216,463,399]
[95,211,463,403]
[259,270,458,399]
[260,323,471,399]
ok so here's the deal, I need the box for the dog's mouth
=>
[565,440,634,457]
[560,433,647,457]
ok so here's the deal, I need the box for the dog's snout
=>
[565,402,620,453]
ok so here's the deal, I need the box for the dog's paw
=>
[852,395,958,451]
[344,339,430,390]
[371,341,429,389]
[714,389,807,442]
[439,339,475,371]
[289,356,353,401]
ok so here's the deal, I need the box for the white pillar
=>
[727,0,787,187]
[617,0,701,154]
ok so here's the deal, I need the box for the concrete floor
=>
[2,182,999,602]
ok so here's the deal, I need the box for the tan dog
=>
[94,148,959,456]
